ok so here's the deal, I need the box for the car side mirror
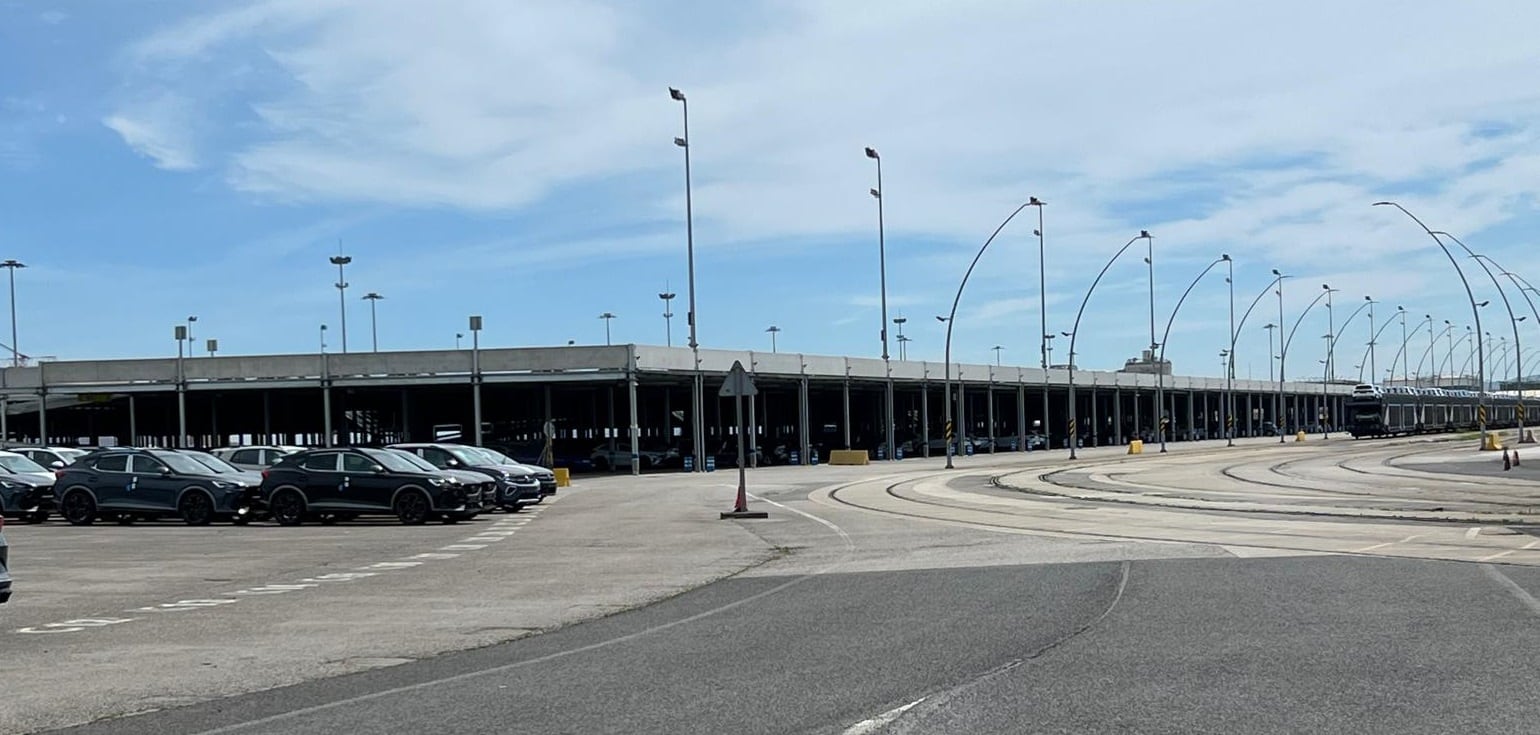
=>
[50,460,65,469]
[372,465,387,474]
[159,468,173,477]
[446,459,460,467]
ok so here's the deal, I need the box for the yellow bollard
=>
[1295,431,1306,442]
[1481,434,1504,452]
[1127,439,1143,455]
[554,467,571,487]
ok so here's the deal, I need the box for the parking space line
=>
[440,544,487,551]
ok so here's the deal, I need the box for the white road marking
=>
[411,553,461,560]
[439,544,486,551]
[842,697,927,735]
[1467,527,1482,539]
[1352,534,1423,553]
[1482,564,1540,617]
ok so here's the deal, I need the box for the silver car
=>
[211,445,306,471]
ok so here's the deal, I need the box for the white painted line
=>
[1481,549,1518,562]
[1467,527,1482,539]
[411,553,461,560]
[842,697,927,734]
[1482,564,1540,617]
[1352,534,1423,553]
[439,544,486,551]
[460,537,505,544]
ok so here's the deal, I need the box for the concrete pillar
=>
[628,373,641,476]
[921,382,931,457]
[1114,387,1123,445]
[37,390,46,445]
[1186,391,1195,441]
[958,380,967,450]
[798,377,811,465]
[1016,384,1026,452]
[127,394,136,446]
[748,386,758,468]
[1,396,7,443]
[1090,387,1099,447]
[842,380,852,449]
[1133,386,1141,441]
[261,392,271,442]
[986,383,996,453]
[321,387,333,448]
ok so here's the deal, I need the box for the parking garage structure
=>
[0,345,1352,467]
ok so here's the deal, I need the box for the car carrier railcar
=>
[1346,384,1525,438]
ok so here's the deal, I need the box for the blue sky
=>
[4,0,1540,383]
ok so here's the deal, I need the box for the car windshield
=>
[444,446,489,466]
[153,452,216,475]
[183,452,244,474]
[58,448,89,461]
[363,449,425,473]
[0,454,48,473]
[385,449,441,473]
[466,446,510,464]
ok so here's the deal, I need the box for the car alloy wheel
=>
[394,490,430,525]
[179,491,215,526]
[269,489,305,526]
[61,489,96,526]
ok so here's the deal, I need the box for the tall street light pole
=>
[329,253,351,353]
[766,325,781,353]
[940,199,1042,469]
[1,259,24,367]
[1264,323,1277,384]
[1281,283,1333,441]
[670,86,705,472]
[175,324,187,446]
[362,292,383,352]
[186,315,198,345]
[993,345,1003,366]
[1224,255,1235,446]
[1066,231,1153,460]
[1374,202,1489,446]
[469,315,483,447]
[893,316,908,360]
[866,146,896,464]
[1324,295,1375,438]
[1275,274,1289,442]
[1435,234,1526,441]
[1231,270,1287,440]
[598,312,616,346]
[1029,196,1049,451]
[1156,254,1230,452]
[659,286,676,348]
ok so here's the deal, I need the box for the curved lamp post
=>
[1280,283,1333,441]
[1322,295,1374,438]
[1374,202,1489,446]
[1155,254,1230,452]
[1230,269,1288,443]
[940,198,1041,469]
[1434,240,1528,438]
[1065,231,1154,459]
[669,86,706,472]
[1360,305,1404,383]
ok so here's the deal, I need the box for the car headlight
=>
[212,480,236,489]
[427,477,447,487]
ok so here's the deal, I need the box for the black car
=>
[52,447,260,526]
[387,443,542,511]
[259,447,479,526]
[0,450,54,523]
[0,517,10,603]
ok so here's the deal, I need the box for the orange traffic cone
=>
[1515,450,1522,467]
[1503,449,1512,471]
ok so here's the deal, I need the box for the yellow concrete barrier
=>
[554,467,571,487]
[1295,431,1307,442]
[1482,433,1504,452]
[828,449,870,466]
[1127,440,1143,455]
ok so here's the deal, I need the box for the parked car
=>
[0,450,55,523]
[382,448,498,512]
[11,446,89,470]
[175,449,267,488]
[259,447,480,526]
[387,443,541,510]
[211,445,307,471]
[462,446,557,496]
[0,517,9,603]
[52,447,261,526]
[591,443,679,471]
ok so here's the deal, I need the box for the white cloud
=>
[101,93,200,170]
[93,0,1540,372]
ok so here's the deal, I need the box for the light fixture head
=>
[864,147,879,159]
[668,87,685,101]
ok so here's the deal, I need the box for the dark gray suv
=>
[53,448,260,526]
[0,518,10,603]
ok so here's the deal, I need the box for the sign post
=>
[719,361,768,519]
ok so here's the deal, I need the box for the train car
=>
[1347,383,1525,439]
